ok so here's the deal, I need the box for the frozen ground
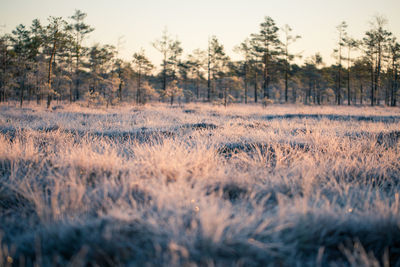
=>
[0,102,399,266]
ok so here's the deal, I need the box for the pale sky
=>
[1,0,399,68]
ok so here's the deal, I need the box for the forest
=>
[0,10,399,108]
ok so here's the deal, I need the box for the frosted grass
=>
[0,103,399,266]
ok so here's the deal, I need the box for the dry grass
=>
[0,102,399,266]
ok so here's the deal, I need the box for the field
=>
[0,102,400,266]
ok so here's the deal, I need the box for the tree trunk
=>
[75,78,80,101]
[347,58,351,105]
[224,87,227,107]
[47,41,57,109]
[196,78,200,100]
[263,53,269,99]
[307,79,312,104]
[74,52,80,101]
[1,41,7,103]
[20,81,24,107]
[254,72,258,103]
[207,49,211,102]
[374,45,382,106]
[313,82,316,104]
[337,41,342,105]
[394,69,398,106]
[162,51,167,92]
[391,60,398,106]
[337,66,341,105]
[370,63,374,106]
[69,83,73,103]
[292,85,296,103]
[118,81,122,102]
[137,71,141,104]
[285,62,288,103]
[28,85,32,103]
[244,82,248,104]
[244,62,248,104]
[385,84,390,106]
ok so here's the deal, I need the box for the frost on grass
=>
[0,103,399,266]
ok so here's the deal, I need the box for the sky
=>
[1,0,400,68]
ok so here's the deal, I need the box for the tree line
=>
[0,11,399,108]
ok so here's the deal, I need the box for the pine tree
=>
[234,38,252,104]
[333,21,347,105]
[11,24,30,106]
[88,44,116,100]
[152,28,182,93]
[43,17,71,108]
[251,16,281,100]
[132,49,153,104]
[186,49,206,100]
[363,16,392,106]
[0,34,13,102]
[342,35,358,105]
[70,10,94,101]
[388,38,400,106]
[28,19,46,104]
[281,24,301,103]
[207,36,229,101]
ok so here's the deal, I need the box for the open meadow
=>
[0,103,400,266]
